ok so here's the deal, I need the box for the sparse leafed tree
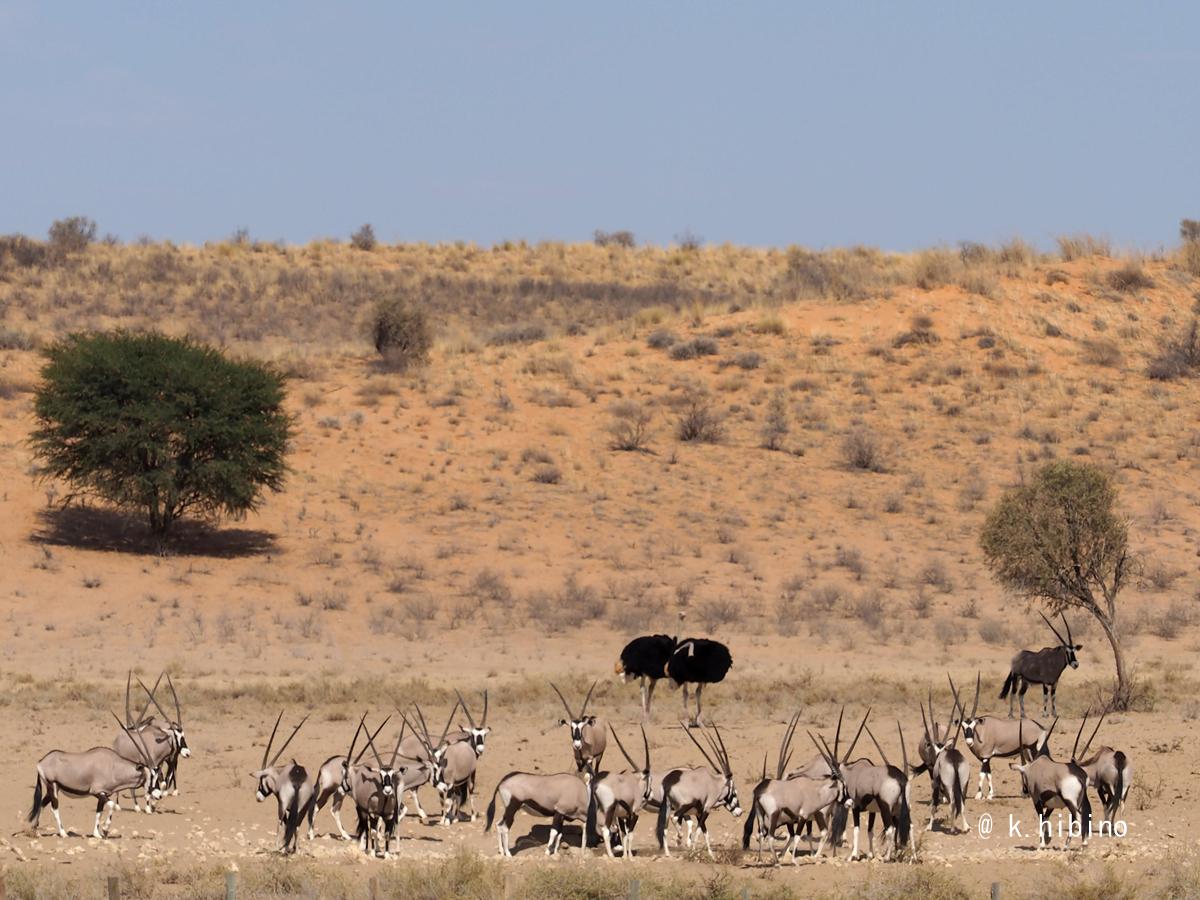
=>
[31,331,291,539]
[47,216,96,257]
[760,389,790,451]
[980,461,1135,709]
[351,223,377,251]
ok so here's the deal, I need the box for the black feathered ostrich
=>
[615,614,733,726]
[999,612,1082,717]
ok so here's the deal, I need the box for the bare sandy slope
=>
[1,256,1200,895]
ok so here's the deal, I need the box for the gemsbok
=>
[916,691,970,833]
[484,769,596,856]
[950,674,1046,800]
[588,724,653,858]
[251,711,312,854]
[308,716,393,840]
[742,711,851,865]
[341,714,409,857]
[1010,715,1093,849]
[551,681,606,778]
[113,674,190,812]
[656,722,742,860]
[29,713,163,839]
[1000,612,1082,717]
[408,702,481,825]
[821,708,913,862]
[1078,714,1131,829]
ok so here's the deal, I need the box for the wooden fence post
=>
[225,870,237,900]
[990,884,1001,900]
[107,876,120,900]
[503,871,516,900]
[368,875,379,900]
[627,879,640,900]
[1,872,7,900]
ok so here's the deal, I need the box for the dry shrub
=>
[530,464,562,484]
[371,296,432,370]
[977,618,1008,645]
[488,322,546,345]
[696,597,741,630]
[783,245,887,301]
[1107,261,1154,293]
[670,336,719,360]
[911,248,957,290]
[675,388,724,443]
[893,313,939,347]
[760,389,790,451]
[469,568,512,604]
[607,399,654,451]
[840,427,887,472]
[646,328,678,349]
[1147,318,1200,380]
[1080,337,1122,368]
[1056,233,1111,260]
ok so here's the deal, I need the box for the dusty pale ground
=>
[1,250,1199,895]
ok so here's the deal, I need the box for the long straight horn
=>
[580,680,599,717]
[400,711,431,757]
[1018,719,1028,765]
[865,726,890,769]
[361,718,387,768]
[842,707,871,763]
[608,724,638,770]
[166,672,182,725]
[346,714,366,764]
[454,689,476,729]
[438,699,461,748]
[125,672,134,728]
[549,682,576,720]
[111,712,153,769]
[808,731,833,771]
[391,718,407,769]
[1079,711,1105,760]
[1061,612,1074,645]
[946,674,964,723]
[1040,611,1067,646]
[919,702,934,748]
[711,721,733,776]
[897,721,909,774]
[970,671,981,720]
[947,698,964,748]
[832,706,845,762]
[679,721,719,772]
[481,690,488,727]
[134,672,165,727]
[262,711,284,768]
[1071,708,1090,762]
[137,676,171,724]
[269,714,309,768]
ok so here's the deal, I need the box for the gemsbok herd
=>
[24,619,1135,864]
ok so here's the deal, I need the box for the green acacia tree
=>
[980,460,1134,709]
[31,331,292,538]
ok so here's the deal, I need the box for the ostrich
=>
[615,614,733,725]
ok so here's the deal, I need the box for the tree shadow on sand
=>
[32,505,278,559]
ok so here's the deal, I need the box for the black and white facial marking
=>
[560,716,597,752]
[377,765,396,797]
[165,724,190,758]
[1064,643,1082,669]
[723,776,742,816]
[462,725,490,757]
[255,771,275,802]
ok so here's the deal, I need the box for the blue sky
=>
[1,2,1196,249]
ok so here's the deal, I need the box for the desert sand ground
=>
[1,242,1199,897]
